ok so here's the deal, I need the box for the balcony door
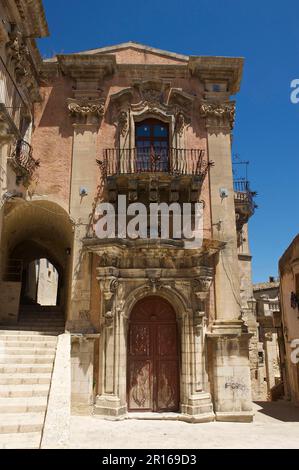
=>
[135,119,169,172]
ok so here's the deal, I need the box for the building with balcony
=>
[0,1,48,312]
[253,279,283,400]
[279,235,299,405]
[0,38,257,424]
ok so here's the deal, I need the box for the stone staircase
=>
[0,307,65,449]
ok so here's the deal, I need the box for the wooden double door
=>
[127,296,179,412]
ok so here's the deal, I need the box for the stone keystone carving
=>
[200,102,236,129]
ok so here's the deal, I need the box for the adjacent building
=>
[253,278,283,400]
[279,235,299,405]
[0,0,48,319]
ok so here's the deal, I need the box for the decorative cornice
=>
[189,56,244,95]
[199,101,236,130]
[57,54,116,80]
[14,0,49,38]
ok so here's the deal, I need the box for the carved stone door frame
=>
[127,295,180,412]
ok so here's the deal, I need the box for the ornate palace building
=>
[0,2,259,444]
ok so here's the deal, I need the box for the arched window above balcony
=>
[135,119,169,172]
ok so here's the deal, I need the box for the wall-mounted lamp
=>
[79,186,88,197]
[219,188,229,199]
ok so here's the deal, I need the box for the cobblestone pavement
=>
[70,401,299,449]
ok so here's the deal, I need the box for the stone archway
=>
[127,295,180,412]
[0,199,73,324]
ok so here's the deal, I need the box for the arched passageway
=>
[0,199,73,324]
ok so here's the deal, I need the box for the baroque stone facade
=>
[0,37,257,422]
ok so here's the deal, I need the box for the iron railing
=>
[9,139,39,177]
[99,147,210,178]
[0,57,26,130]
[234,179,256,213]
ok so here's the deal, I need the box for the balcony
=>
[234,179,256,231]
[98,147,210,179]
[8,139,40,185]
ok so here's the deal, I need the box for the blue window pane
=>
[136,141,151,148]
[153,141,168,148]
[136,125,150,137]
[153,125,168,137]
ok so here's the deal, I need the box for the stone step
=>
[0,373,51,385]
[0,340,57,348]
[18,318,65,322]
[0,326,62,331]
[0,396,47,413]
[0,355,55,364]
[0,432,41,449]
[19,316,64,320]
[0,364,53,373]
[0,384,49,398]
[0,412,45,434]
[0,347,56,356]
[0,332,58,339]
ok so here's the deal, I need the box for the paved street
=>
[70,401,299,449]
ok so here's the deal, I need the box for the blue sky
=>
[38,0,299,283]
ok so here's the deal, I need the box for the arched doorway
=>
[127,296,180,412]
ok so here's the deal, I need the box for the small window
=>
[258,351,264,364]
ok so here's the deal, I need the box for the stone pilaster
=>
[201,100,253,421]
[200,101,241,325]
[66,95,104,332]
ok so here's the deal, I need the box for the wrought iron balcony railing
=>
[9,139,40,180]
[98,147,210,179]
[234,179,257,231]
[234,179,256,212]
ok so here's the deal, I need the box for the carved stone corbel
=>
[67,98,105,125]
[98,275,119,327]
[200,101,235,130]
[193,276,213,300]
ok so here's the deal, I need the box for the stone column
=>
[66,97,104,332]
[201,101,253,421]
